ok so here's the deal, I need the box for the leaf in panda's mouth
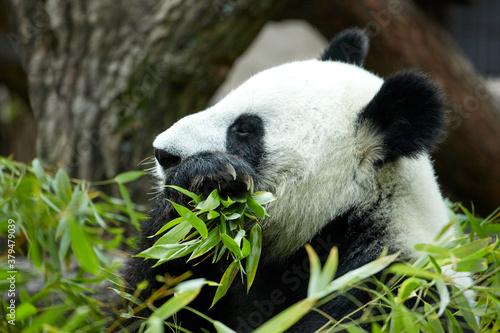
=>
[135,185,276,305]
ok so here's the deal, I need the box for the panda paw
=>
[164,152,257,199]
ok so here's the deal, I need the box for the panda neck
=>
[367,155,450,253]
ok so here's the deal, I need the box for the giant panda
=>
[118,29,455,332]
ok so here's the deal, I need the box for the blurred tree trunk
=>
[0,0,36,163]
[5,0,500,214]
[6,0,287,201]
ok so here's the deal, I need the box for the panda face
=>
[154,61,388,188]
[152,60,387,258]
[152,32,447,260]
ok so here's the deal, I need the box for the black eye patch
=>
[226,114,265,169]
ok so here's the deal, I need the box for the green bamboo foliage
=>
[136,186,277,307]
[1,156,499,332]
[0,156,146,331]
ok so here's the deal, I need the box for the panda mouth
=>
[160,151,258,199]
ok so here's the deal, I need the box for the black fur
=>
[321,28,369,67]
[357,70,445,165]
[226,114,266,170]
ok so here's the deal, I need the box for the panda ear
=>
[357,70,446,166]
[320,28,369,67]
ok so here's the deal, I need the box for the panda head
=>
[152,29,446,260]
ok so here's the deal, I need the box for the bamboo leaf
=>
[15,302,37,321]
[246,224,262,292]
[190,227,221,260]
[114,170,145,184]
[372,323,382,333]
[423,303,446,333]
[54,168,72,202]
[117,182,140,230]
[252,298,317,333]
[321,252,399,299]
[145,317,164,333]
[221,196,235,208]
[454,258,488,272]
[153,217,186,236]
[208,210,221,219]
[397,277,422,302]
[460,205,488,239]
[252,191,277,205]
[240,237,251,259]
[137,241,198,260]
[28,232,43,268]
[346,326,369,333]
[61,306,91,332]
[246,193,265,219]
[110,288,143,306]
[58,228,71,261]
[414,243,451,258]
[233,229,246,247]
[69,219,99,275]
[154,221,192,245]
[435,279,449,316]
[28,304,67,330]
[450,238,491,259]
[169,200,208,238]
[151,245,199,266]
[444,309,464,333]
[211,261,239,307]
[454,293,480,332]
[389,263,441,281]
[165,185,201,204]
[221,234,241,257]
[305,244,322,298]
[391,305,419,333]
[213,321,237,333]
[147,279,204,323]
[32,158,49,189]
[318,247,338,293]
[201,189,221,211]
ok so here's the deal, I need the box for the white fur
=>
[153,59,449,260]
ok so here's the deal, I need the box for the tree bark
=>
[7,0,287,200]
[279,0,500,216]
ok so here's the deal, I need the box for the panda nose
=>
[155,148,181,169]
